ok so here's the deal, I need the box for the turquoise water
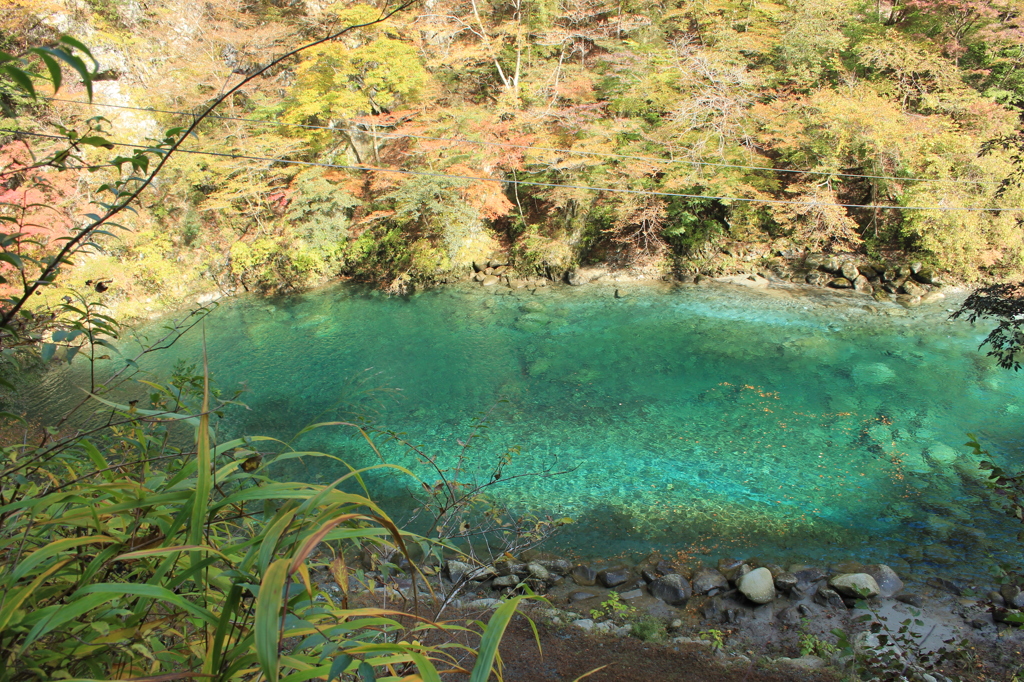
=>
[27,281,1024,580]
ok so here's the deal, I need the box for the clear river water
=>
[26,280,1024,582]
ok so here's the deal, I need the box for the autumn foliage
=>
[6,0,1024,298]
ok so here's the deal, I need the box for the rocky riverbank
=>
[336,550,1024,681]
[463,250,955,312]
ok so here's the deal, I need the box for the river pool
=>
[25,280,1024,581]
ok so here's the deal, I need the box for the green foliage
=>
[629,615,667,642]
[0,369,532,681]
[589,591,634,621]
[287,168,361,248]
[383,174,481,266]
[798,618,839,658]
[284,8,427,126]
[833,589,966,681]
[697,627,726,652]
[964,433,1024,527]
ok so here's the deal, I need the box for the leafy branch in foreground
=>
[950,280,1024,371]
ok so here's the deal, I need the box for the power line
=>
[45,96,999,187]
[12,129,1024,212]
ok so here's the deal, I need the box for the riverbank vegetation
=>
[6,0,1024,312]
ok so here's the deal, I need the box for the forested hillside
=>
[5,0,1024,308]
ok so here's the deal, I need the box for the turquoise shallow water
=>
[26,281,1024,580]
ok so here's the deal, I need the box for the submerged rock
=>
[852,362,896,385]
[927,443,959,465]
[572,565,598,586]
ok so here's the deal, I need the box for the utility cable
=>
[44,96,1000,187]
[11,129,1023,212]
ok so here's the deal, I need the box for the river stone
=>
[569,591,597,602]
[619,589,644,601]
[828,277,854,289]
[572,618,595,631]
[692,567,729,595]
[598,567,630,588]
[914,268,939,284]
[829,573,880,599]
[909,261,923,274]
[538,559,572,575]
[806,271,827,286]
[1000,583,1024,609]
[774,572,798,593]
[814,585,846,610]
[718,558,747,581]
[481,275,500,286]
[864,564,904,598]
[792,566,827,583]
[901,280,927,297]
[648,574,692,606]
[840,261,859,280]
[822,256,841,273]
[527,562,551,582]
[492,574,521,588]
[775,655,826,671]
[852,362,896,385]
[927,443,959,465]
[738,567,775,604]
[446,560,474,583]
[566,270,585,286]
[572,565,598,586]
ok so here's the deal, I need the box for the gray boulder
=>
[648,574,692,606]
[738,567,775,604]
[814,585,846,610]
[691,567,729,595]
[864,564,904,598]
[538,559,572,575]
[901,280,927,297]
[527,562,551,582]
[598,567,630,588]
[1000,583,1024,609]
[829,573,880,599]
[492,574,521,588]
[774,571,798,593]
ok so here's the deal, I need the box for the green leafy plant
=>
[833,590,965,681]
[799,632,839,658]
[589,591,634,621]
[798,616,839,658]
[697,627,726,652]
[629,614,667,642]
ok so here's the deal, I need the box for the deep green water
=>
[28,281,1024,581]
